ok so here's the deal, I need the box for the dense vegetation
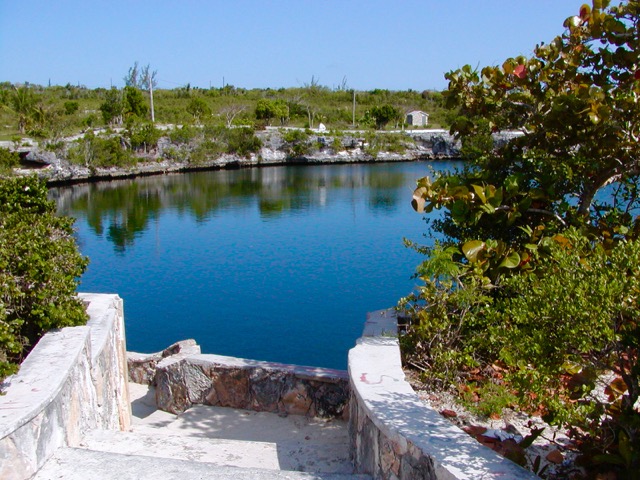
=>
[0,176,88,381]
[0,79,452,143]
[401,1,640,476]
[0,77,454,171]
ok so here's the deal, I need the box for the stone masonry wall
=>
[0,294,130,480]
[128,348,350,420]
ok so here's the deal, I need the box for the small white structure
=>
[317,122,327,132]
[406,110,429,127]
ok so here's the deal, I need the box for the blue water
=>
[51,161,459,369]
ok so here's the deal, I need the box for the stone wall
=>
[127,339,201,385]
[128,348,350,419]
[0,294,130,480]
[348,309,537,480]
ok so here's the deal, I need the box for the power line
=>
[156,78,187,87]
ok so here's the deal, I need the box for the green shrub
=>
[67,132,135,168]
[0,176,88,381]
[490,233,640,425]
[162,146,187,162]
[221,127,262,158]
[169,125,199,144]
[281,128,313,157]
[0,147,19,173]
[127,122,162,152]
[400,225,640,471]
[364,132,412,157]
[63,101,79,115]
[461,382,518,419]
[282,129,309,143]
[189,140,223,165]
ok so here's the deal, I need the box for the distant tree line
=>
[0,78,455,144]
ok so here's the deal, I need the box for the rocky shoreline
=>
[11,129,520,186]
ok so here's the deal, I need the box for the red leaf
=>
[579,4,591,21]
[441,409,457,418]
[635,70,640,80]
[514,65,526,79]
[546,449,564,464]
[604,377,628,401]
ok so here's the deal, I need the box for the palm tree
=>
[10,86,36,134]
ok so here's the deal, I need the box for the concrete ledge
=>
[0,326,91,439]
[348,309,537,479]
[150,352,350,419]
[0,294,131,480]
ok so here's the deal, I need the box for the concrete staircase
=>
[34,383,370,480]
[34,448,366,479]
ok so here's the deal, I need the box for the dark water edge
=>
[44,155,460,188]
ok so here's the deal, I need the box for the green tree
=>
[29,102,63,141]
[124,62,157,122]
[124,62,141,88]
[255,99,289,125]
[100,87,124,126]
[404,0,640,473]
[123,86,148,120]
[369,104,402,129]
[186,97,211,123]
[0,176,88,380]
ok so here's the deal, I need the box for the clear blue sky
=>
[0,1,591,91]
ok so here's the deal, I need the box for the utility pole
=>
[352,90,356,128]
[149,76,155,123]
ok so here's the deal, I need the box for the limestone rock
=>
[25,149,58,165]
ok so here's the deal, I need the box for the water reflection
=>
[52,164,407,252]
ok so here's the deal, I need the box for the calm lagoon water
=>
[51,161,460,369]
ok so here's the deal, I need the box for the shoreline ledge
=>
[6,129,522,186]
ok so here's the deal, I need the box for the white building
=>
[405,110,429,127]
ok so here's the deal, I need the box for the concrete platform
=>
[34,383,365,479]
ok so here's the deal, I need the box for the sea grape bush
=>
[401,1,640,475]
[0,176,88,381]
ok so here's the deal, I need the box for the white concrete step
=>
[34,447,372,480]
[74,427,353,474]
[79,429,283,470]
